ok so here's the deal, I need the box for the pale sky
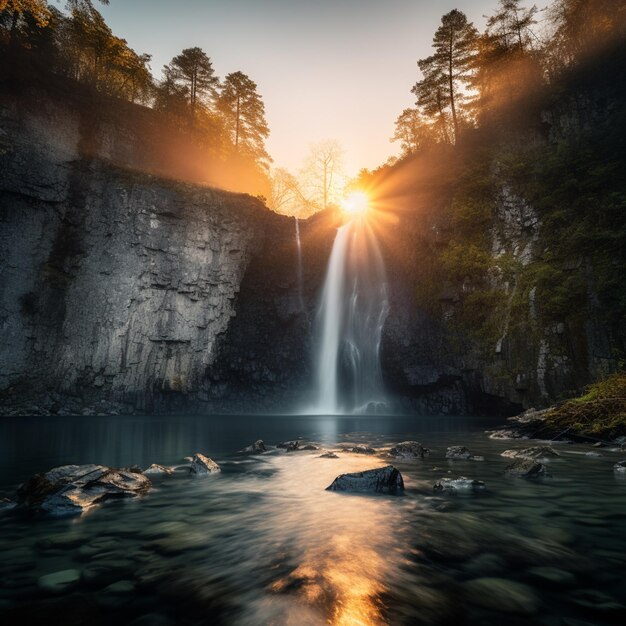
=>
[98,0,550,177]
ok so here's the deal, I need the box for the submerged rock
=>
[301,444,320,450]
[243,440,267,453]
[613,460,626,473]
[487,429,528,440]
[319,451,339,458]
[17,464,151,516]
[505,458,548,478]
[433,477,486,495]
[189,453,220,475]
[276,440,300,451]
[445,446,472,460]
[388,441,430,459]
[462,577,539,614]
[143,464,174,476]
[326,465,404,494]
[0,497,17,512]
[501,446,560,460]
[345,444,376,455]
[38,569,82,593]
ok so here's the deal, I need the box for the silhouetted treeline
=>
[0,1,271,195]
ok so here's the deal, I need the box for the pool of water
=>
[0,413,625,625]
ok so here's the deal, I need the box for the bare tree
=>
[300,139,345,211]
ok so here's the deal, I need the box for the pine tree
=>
[413,9,478,144]
[163,47,219,121]
[218,71,270,167]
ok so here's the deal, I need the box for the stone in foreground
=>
[505,458,548,478]
[388,441,430,459]
[433,477,486,495]
[243,440,267,453]
[17,464,151,516]
[326,465,404,494]
[189,453,221,475]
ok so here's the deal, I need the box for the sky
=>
[98,0,550,177]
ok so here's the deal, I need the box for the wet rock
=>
[319,451,339,458]
[143,464,174,476]
[505,458,548,478]
[462,577,539,614]
[445,446,472,460]
[345,445,376,455]
[189,453,220,475]
[433,477,486,495]
[243,439,267,453]
[486,428,528,440]
[276,440,300,451]
[388,441,429,459]
[501,446,560,460]
[301,444,319,450]
[613,460,626,473]
[17,464,151,516]
[326,465,404,494]
[38,569,81,593]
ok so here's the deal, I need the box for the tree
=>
[300,139,345,212]
[218,71,270,167]
[163,47,219,121]
[391,107,437,156]
[413,9,478,144]
[486,0,538,54]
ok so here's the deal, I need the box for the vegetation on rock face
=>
[544,373,626,438]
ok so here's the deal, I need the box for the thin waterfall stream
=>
[309,216,389,414]
[294,217,305,312]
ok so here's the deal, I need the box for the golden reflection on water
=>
[259,452,399,626]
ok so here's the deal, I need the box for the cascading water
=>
[294,217,305,312]
[309,216,389,414]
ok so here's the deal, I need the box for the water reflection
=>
[0,415,625,625]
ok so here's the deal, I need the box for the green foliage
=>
[545,373,626,437]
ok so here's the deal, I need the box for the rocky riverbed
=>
[1,412,625,625]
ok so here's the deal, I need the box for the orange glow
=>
[341,191,370,218]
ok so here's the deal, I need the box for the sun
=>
[341,191,370,217]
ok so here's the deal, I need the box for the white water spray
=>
[310,217,389,414]
[294,217,305,312]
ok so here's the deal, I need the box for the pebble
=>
[38,569,81,593]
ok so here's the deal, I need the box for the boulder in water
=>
[276,440,300,451]
[143,464,174,476]
[501,446,560,461]
[326,465,404,494]
[319,451,339,459]
[433,477,486,495]
[505,458,548,478]
[388,441,429,459]
[189,453,220,475]
[16,464,151,516]
[445,446,473,460]
[345,444,376,455]
[243,440,267,454]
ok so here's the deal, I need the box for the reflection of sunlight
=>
[262,454,394,625]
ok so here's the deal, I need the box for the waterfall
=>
[294,217,305,312]
[309,217,389,415]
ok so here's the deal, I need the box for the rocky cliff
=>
[1,79,622,416]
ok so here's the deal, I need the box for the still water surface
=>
[0,414,625,625]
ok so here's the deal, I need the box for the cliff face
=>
[0,83,306,413]
[0,80,621,416]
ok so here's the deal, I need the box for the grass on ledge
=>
[545,373,626,439]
